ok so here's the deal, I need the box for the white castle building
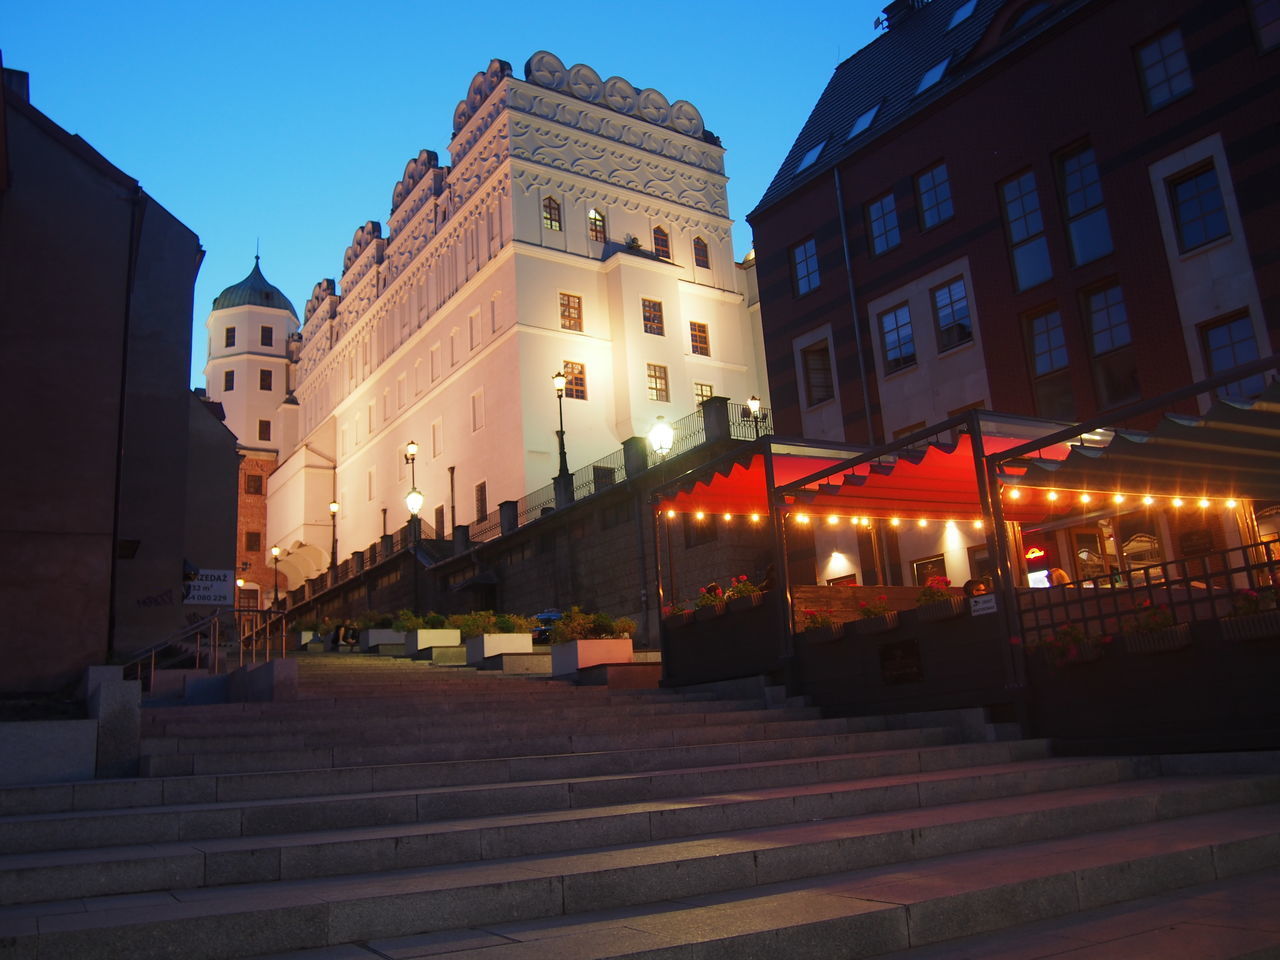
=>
[208,52,768,594]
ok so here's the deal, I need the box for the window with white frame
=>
[563,361,587,399]
[1026,308,1073,419]
[1168,164,1229,252]
[689,321,710,357]
[642,298,664,335]
[1202,313,1265,399]
[646,363,670,402]
[694,382,714,405]
[559,293,582,331]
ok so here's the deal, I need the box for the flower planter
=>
[851,611,900,636]
[799,625,837,643]
[725,593,763,614]
[1221,610,1280,642]
[550,637,633,676]
[662,611,694,630]
[915,597,965,623]
[404,628,462,658]
[694,602,726,621]
[1122,622,1191,654]
[359,628,404,653]
[293,629,320,650]
[465,632,533,665]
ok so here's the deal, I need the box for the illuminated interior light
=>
[1142,496,1154,506]
[1008,488,1021,499]
[1172,498,1184,508]
[890,518,900,527]
[1047,491,1059,502]
[1112,494,1124,504]
[666,509,676,519]
[1225,499,1238,509]
[1198,498,1210,509]
[695,511,705,521]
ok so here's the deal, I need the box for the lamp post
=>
[270,546,281,610]
[552,371,573,508]
[745,395,764,439]
[328,500,339,581]
[648,415,674,460]
[404,441,424,613]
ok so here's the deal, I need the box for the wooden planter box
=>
[550,637,633,676]
[405,628,462,658]
[465,632,533,665]
[1122,622,1191,654]
[1220,611,1280,642]
[850,612,900,637]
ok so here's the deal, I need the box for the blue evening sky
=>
[4,1,879,387]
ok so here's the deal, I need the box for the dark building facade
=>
[748,0,1278,446]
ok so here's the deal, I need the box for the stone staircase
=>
[1,653,1278,959]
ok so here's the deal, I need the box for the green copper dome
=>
[212,257,297,317]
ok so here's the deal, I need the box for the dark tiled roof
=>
[212,257,297,317]
[750,0,1085,218]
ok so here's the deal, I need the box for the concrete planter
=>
[550,637,633,677]
[405,628,462,659]
[359,628,403,653]
[465,632,533,665]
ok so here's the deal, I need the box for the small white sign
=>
[184,569,234,606]
[969,594,998,617]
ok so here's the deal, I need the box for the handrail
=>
[118,610,232,691]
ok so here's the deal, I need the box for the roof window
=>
[847,104,880,140]
[948,0,977,28]
[795,141,826,174]
[916,56,950,93]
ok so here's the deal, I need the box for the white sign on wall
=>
[969,594,998,617]
[184,569,234,606]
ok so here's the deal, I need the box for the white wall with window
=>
[791,325,843,442]
[1147,133,1268,405]
[865,257,988,439]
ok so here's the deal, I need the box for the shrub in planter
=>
[391,609,428,632]
[355,610,394,630]
[550,607,637,644]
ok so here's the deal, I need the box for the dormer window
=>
[916,57,950,94]
[948,0,977,28]
[795,141,825,173]
[847,105,879,140]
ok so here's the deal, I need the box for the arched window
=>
[542,197,562,231]
[652,226,671,259]
[693,236,710,268]
[587,209,607,243]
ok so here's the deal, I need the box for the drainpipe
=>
[833,168,878,446]
[448,465,456,534]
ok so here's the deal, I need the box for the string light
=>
[666,509,676,519]
[750,513,761,523]
[1198,498,1210,509]
[861,517,871,527]
[1047,491,1059,502]
[1226,499,1238,509]
[797,514,810,524]
[1172,498,1184,507]
[973,520,983,529]
[1142,496,1154,506]
[695,511,705,520]
[723,513,732,521]
[1112,494,1124,504]
[890,518,900,527]
[827,515,839,525]
[917,518,928,527]
[1080,493,1091,504]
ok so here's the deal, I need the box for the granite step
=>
[3,786,1277,960]
[0,755,1142,902]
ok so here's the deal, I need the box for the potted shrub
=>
[1021,623,1112,667]
[395,609,461,658]
[356,610,402,653]
[452,610,536,664]
[1120,600,1189,653]
[850,594,899,636]
[914,576,964,622]
[1220,588,1280,642]
[549,607,638,676]
[723,575,763,613]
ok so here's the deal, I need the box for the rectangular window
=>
[1252,0,1280,50]
[1001,171,1052,291]
[587,209,607,243]
[1060,146,1113,265]
[431,418,443,457]
[642,298,665,335]
[694,382,714,405]
[647,363,670,402]
[1086,285,1132,355]
[931,278,972,351]
[474,482,488,523]
[224,327,236,348]
[471,389,484,431]
[801,342,834,406]
[689,321,710,357]
[1026,309,1073,420]
[244,474,263,495]
[1203,314,1265,399]
[917,163,953,229]
[245,531,261,553]
[563,361,587,400]
[259,369,273,391]
[867,192,901,254]
[879,304,916,372]
[559,293,582,331]
[916,56,950,93]
[1137,28,1193,109]
[223,370,235,391]
[260,326,273,348]
[434,504,445,536]
[652,227,671,259]
[791,238,820,295]
[592,465,616,492]
[257,419,272,442]
[542,197,562,231]
[1168,165,1229,252]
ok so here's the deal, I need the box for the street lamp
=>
[270,545,281,609]
[649,415,674,459]
[552,371,572,507]
[404,441,424,614]
[744,395,764,439]
[328,500,339,577]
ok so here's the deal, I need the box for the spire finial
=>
[255,237,260,264]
